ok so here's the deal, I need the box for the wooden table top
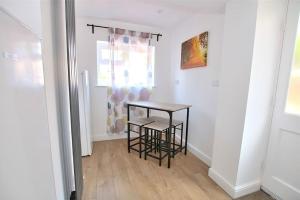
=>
[127,101,191,112]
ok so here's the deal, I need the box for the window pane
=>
[285,14,300,115]
[96,40,155,87]
[97,41,111,86]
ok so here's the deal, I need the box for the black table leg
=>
[168,112,173,168]
[127,104,130,153]
[159,131,162,166]
[185,108,189,155]
[180,123,183,152]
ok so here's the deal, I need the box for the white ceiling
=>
[75,0,227,28]
[0,0,42,37]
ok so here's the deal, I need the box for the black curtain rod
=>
[86,23,162,41]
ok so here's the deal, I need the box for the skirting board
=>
[93,132,141,141]
[174,135,211,166]
[93,133,127,141]
[261,186,282,200]
[208,168,261,199]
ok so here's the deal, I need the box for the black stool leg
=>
[154,131,157,154]
[128,124,130,153]
[139,126,142,158]
[173,127,175,158]
[144,128,148,160]
[157,131,160,152]
[150,129,153,152]
[159,131,162,166]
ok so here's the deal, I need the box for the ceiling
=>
[75,0,227,28]
[0,0,42,36]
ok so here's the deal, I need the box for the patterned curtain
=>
[106,28,154,134]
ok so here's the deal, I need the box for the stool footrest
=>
[130,147,147,153]
[129,137,145,142]
[146,152,168,160]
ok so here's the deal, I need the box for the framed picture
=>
[181,31,208,69]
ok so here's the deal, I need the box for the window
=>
[97,41,112,86]
[285,14,300,115]
[96,40,155,87]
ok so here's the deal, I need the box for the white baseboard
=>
[175,135,211,166]
[93,132,140,141]
[208,168,236,197]
[234,179,261,198]
[208,168,261,199]
[93,133,127,141]
[187,142,212,166]
[261,185,282,200]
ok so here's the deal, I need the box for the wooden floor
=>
[82,139,273,200]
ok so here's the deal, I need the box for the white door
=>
[262,0,300,199]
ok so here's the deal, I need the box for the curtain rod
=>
[86,24,162,41]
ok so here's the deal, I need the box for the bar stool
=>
[143,121,170,166]
[127,118,154,158]
[148,116,183,157]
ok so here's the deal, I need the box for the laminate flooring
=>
[82,139,273,200]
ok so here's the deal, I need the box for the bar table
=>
[127,101,191,168]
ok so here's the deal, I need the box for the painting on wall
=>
[181,31,208,69]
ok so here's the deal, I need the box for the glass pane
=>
[286,14,300,115]
[96,40,155,87]
[97,41,111,86]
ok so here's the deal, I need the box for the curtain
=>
[106,28,154,134]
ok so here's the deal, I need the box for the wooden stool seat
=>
[128,117,155,126]
[148,116,183,126]
[143,121,169,131]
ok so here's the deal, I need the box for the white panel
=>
[0,9,56,200]
[273,130,300,190]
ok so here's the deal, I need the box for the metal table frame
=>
[127,101,191,168]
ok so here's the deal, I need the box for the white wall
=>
[169,14,224,165]
[237,0,287,187]
[0,6,57,200]
[76,17,172,140]
[209,1,258,188]
[209,0,287,198]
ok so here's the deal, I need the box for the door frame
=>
[65,0,83,199]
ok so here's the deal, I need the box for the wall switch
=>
[2,51,18,61]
